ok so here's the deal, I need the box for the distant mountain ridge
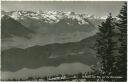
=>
[1,10,105,31]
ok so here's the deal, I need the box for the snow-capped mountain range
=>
[1,10,107,24]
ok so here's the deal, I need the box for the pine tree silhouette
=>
[96,13,116,77]
[116,2,127,80]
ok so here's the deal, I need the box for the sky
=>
[1,1,124,17]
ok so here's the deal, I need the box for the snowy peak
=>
[1,15,11,20]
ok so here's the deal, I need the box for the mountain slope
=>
[1,15,34,39]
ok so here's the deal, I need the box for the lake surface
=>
[1,62,91,80]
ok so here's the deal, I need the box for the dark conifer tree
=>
[116,2,127,80]
[96,13,116,76]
